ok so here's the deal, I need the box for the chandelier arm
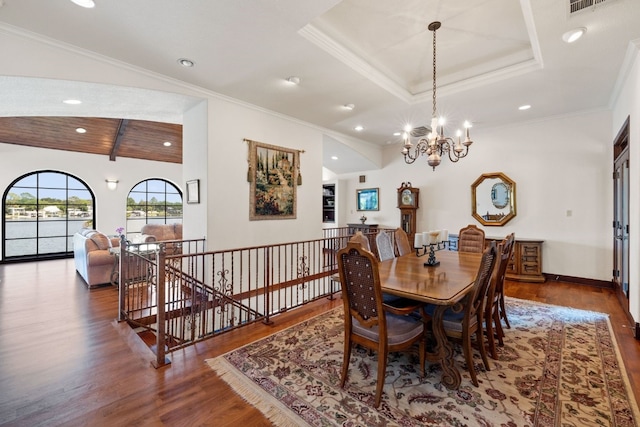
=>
[402,139,431,164]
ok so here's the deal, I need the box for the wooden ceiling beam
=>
[110,119,129,161]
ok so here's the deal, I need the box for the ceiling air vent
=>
[569,0,615,14]
[410,126,432,137]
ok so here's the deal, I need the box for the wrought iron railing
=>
[118,227,394,367]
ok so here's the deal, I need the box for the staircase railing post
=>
[117,235,127,322]
[152,243,170,368]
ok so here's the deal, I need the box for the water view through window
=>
[126,179,182,241]
[3,170,94,260]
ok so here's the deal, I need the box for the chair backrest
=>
[492,233,515,296]
[463,241,498,326]
[337,241,384,328]
[394,228,413,256]
[348,231,371,252]
[458,224,485,253]
[375,230,395,261]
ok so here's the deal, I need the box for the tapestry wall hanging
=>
[245,139,302,220]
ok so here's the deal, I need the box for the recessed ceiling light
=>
[518,104,531,110]
[177,58,195,67]
[393,131,401,136]
[75,127,86,134]
[163,141,172,147]
[562,27,586,43]
[354,125,364,132]
[343,104,355,110]
[286,76,301,85]
[70,0,95,8]
[63,99,82,105]
[331,156,338,160]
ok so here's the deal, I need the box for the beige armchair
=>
[73,228,120,288]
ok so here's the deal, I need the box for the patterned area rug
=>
[207,298,639,426]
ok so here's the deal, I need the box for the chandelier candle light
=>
[401,21,473,170]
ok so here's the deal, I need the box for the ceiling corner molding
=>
[609,38,640,109]
[519,0,544,68]
[298,24,413,103]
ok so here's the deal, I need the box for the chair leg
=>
[477,324,491,374]
[374,347,388,408]
[493,308,505,347]
[463,331,478,387]
[499,293,511,329]
[340,338,352,388]
[419,337,426,377]
[485,308,498,360]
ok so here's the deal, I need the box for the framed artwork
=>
[186,179,200,204]
[356,187,379,211]
[247,139,298,220]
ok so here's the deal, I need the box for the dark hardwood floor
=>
[0,259,638,426]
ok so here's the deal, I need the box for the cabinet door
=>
[519,242,541,276]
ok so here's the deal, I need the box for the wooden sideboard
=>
[347,223,378,234]
[449,234,545,283]
[488,237,545,283]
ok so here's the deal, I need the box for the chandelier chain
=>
[432,26,437,118]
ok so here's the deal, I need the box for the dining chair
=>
[337,241,425,408]
[423,241,497,387]
[394,227,413,256]
[496,233,515,332]
[375,230,395,261]
[458,224,485,253]
[484,234,514,359]
[348,231,371,252]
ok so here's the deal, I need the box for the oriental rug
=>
[206,298,639,426]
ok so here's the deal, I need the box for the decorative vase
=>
[360,215,367,224]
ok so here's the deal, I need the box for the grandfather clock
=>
[397,182,420,244]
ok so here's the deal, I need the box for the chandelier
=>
[401,21,473,170]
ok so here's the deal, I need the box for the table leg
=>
[427,304,461,390]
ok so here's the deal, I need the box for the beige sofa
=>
[140,223,183,254]
[73,228,120,288]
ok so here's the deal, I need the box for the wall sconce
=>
[105,179,119,191]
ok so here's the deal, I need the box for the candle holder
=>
[415,239,449,258]
[423,243,440,267]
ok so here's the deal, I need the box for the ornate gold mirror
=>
[471,172,516,226]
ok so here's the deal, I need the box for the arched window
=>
[126,179,182,240]
[3,170,94,262]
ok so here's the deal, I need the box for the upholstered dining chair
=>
[337,241,425,408]
[394,228,413,256]
[375,230,395,261]
[458,224,485,253]
[484,235,514,359]
[423,241,497,387]
[348,231,371,252]
[485,233,516,360]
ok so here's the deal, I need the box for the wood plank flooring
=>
[0,259,637,426]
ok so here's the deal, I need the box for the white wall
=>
[331,110,613,282]
[205,98,323,250]
[612,41,640,323]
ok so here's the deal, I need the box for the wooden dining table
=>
[377,249,482,390]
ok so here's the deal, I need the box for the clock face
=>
[401,189,413,206]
